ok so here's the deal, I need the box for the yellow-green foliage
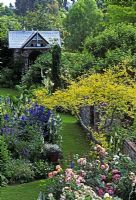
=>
[34,66,136,118]
[93,132,109,150]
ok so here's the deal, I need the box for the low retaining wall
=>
[79,106,91,127]
[79,106,100,130]
[124,140,136,162]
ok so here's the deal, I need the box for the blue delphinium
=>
[4,114,10,121]
[20,115,26,121]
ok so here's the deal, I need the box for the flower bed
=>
[39,144,136,200]
[0,96,61,186]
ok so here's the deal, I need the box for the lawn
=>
[0,180,46,200]
[60,113,90,159]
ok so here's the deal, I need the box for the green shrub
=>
[5,159,35,184]
[21,52,52,88]
[33,160,54,179]
[0,173,8,186]
[85,23,136,69]
[0,60,22,88]
[0,135,11,173]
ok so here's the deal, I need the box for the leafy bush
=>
[0,96,62,184]
[21,52,52,88]
[85,23,136,69]
[33,160,54,179]
[5,159,34,184]
[0,59,23,88]
[0,173,8,186]
[61,51,94,79]
[0,135,11,173]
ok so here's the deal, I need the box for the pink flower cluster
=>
[65,168,85,186]
[97,169,121,197]
[100,163,109,171]
[112,169,121,182]
[97,183,114,197]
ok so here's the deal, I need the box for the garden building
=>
[8,30,61,71]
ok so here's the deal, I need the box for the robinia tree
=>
[34,66,136,143]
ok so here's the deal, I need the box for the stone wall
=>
[79,106,100,130]
[79,106,91,127]
[124,140,136,162]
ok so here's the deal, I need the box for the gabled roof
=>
[21,31,49,49]
[8,31,61,49]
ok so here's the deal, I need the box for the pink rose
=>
[97,188,105,197]
[101,165,106,170]
[112,174,121,182]
[107,189,114,195]
[101,175,106,181]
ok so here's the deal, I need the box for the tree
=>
[0,15,21,86]
[61,51,94,78]
[106,4,136,25]
[0,15,21,40]
[15,0,37,15]
[0,3,14,16]
[105,0,135,7]
[85,23,136,68]
[15,0,62,15]
[34,66,136,143]
[64,0,103,50]
[24,2,61,30]
[52,45,61,92]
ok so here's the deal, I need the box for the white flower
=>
[103,193,112,199]
[113,155,120,160]
[48,193,54,198]
[104,193,110,198]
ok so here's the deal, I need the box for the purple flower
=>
[4,114,9,121]
[20,115,26,121]
[70,161,75,169]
